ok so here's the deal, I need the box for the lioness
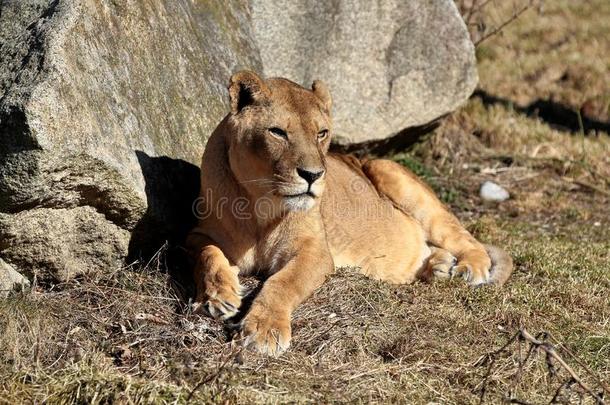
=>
[186,71,513,356]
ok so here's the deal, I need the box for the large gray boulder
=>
[1,0,261,281]
[251,0,477,144]
[0,0,476,282]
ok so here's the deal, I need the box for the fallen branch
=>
[475,328,608,404]
[519,329,606,404]
[549,336,610,396]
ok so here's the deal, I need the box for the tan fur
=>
[186,71,513,356]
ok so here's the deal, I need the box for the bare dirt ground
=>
[1,1,609,403]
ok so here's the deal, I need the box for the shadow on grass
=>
[473,89,610,134]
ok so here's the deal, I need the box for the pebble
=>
[480,181,510,202]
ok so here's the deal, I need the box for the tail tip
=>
[484,244,514,287]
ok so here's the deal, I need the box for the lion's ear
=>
[228,70,270,114]
[312,80,332,112]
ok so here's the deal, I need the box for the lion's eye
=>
[268,127,288,139]
[317,129,329,141]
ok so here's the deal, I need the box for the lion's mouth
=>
[283,191,316,199]
[280,189,319,212]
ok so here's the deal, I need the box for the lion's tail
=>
[484,244,514,287]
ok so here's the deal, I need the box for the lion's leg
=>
[362,159,491,285]
[185,228,242,319]
[240,238,333,357]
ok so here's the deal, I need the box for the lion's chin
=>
[282,194,316,212]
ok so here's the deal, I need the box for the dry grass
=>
[474,0,610,117]
[1,223,608,403]
[1,1,610,403]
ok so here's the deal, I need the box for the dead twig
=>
[519,329,607,404]
[476,328,607,404]
[549,336,610,396]
[565,178,610,197]
[464,0,481,27]
[456,0,540,46]
[475,2,535,46]
[474,331,521,403]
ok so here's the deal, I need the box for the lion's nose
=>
[297,167,325,185]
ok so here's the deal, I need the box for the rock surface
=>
[0,0,477,281]
[0,258,30,297]
[251,0,477,144]
[0,207,130,282]
[480,181,510,202]
[1,0,260,280]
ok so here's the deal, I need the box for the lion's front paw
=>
[453,250,491,286]
[239,305,291,357]
[193,265,242,320]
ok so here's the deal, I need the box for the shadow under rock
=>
[473,89,610,135]
[128,151,201,301]
[329,119,442,157]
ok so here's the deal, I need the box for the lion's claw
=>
[193,266,242,320]
[452,262,490,286]
[239,305,291,357]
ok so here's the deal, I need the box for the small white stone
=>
[480,181,510,202]
[593,221,601,227]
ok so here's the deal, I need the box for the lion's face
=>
[227,72,333,213]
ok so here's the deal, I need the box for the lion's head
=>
[226,70,333,213]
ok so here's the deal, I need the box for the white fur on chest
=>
[233,228,293,276]
[234,246,257,276]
